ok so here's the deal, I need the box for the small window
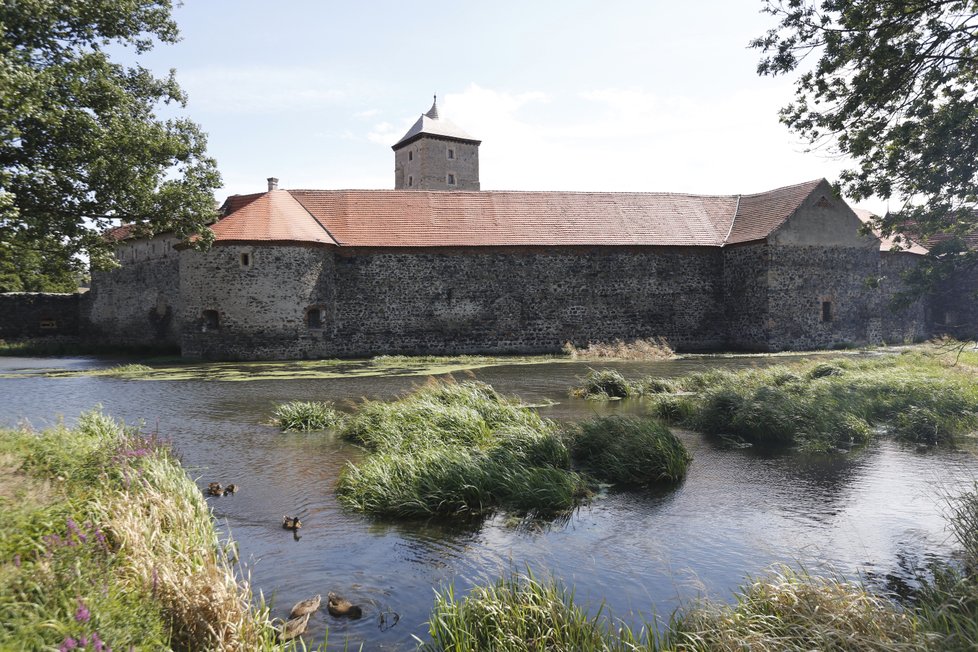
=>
[39,319,57,330]
[408,150,413,161]
[408,175,413,187]
[202,310,220,332]
[447,173,456,185]
[447,148,455,160]
[306,307,323,329]
[240,252,251,268]
[821,301,833,322]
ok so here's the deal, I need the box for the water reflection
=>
[0,354,975,650]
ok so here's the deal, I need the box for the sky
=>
[126,0,888,214]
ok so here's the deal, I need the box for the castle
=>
[74,98,938,360]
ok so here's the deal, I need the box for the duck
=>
[223,483,238,496]
[327,592,362,619]
[289,594,321,619]
[207,482,222,496]
[282,516,302,531]
[278,613,310,642]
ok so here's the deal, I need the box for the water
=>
[1,354,975,649]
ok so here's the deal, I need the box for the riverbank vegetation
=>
[0,411,283,650]
[274,400,346,431]
[572,354,978,451]
[562,337,675,361]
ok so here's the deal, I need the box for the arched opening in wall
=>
[202,310,220,332]
[306,306,325,329]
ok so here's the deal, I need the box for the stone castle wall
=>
[87,234,182,346]
[180,244,729,360]
[879,252,930,344]
[0,293,83,338]
[722,243,771,350]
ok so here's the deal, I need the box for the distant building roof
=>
[392,97,481,150]
[207,179,839,249]
[853,208,928,255]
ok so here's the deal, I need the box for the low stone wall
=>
[0,293,83,338]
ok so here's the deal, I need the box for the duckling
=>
[278,613,310,642]
[289,594,321,619]
[282,516,302,531]
[207,482,222,496]
[223,483,238,496]
[327,592,362,619]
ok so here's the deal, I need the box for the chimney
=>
[267,177,279,191]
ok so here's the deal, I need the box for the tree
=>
[0,0,219,286]
[752,1,978,263]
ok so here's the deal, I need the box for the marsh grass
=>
[421,572,654,652]
[573,354,978,450]
[562,337,675,361]
[0,410,286,650]
[274,400,345,431]
[336,380,588,517]
[663,568,923,651]
[567,416,691,485]
[570,369,634,400]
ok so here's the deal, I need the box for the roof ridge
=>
[739,178,824,199]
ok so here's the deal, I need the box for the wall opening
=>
[447,173,456,185]
[821,300,833,322]
[447,147,455,160]
[306,306,324,329]
[202,310,220,332]
[240,252,252,268]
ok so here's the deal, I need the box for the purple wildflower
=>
[74,599,91,623]
[59,637,77,651]
[12,554,19,567]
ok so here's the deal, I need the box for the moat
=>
[2,353,976,650]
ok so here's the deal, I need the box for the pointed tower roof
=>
[392,95,481,150]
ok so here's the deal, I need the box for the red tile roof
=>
[210,189,337,245]
[210,180,831,248]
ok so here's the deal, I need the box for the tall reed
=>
[566,416,691,485]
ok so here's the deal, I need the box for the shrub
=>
[567,416,691,485]
[273,400,344,431]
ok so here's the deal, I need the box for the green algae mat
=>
[1,355,565,382]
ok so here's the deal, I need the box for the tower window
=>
[447,174,456,185]
[447,148,455,160]
[408,175,413,187]
[240,252,251,268]
[821,301,833,322]
[408,151,413,161]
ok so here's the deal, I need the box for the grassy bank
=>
[573,354,978,450]
[0,411,282,650]
[566,416,691,485]
[335,380,588,517]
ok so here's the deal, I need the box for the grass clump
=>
[644,354,978,450]
[570,369,634,400]
[663,568,922,651]
[563,337,674,361]
[336,380,588,518]
[274,400,345,431]
[0,410,283,650]
[421,572,651,652]
[567,416,691,485]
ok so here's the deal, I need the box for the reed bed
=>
[0,410,283,650]
[273,400,345,431]
[570,369,635,400]
[566,416,691,485]
[573,354,978,450]
[336,380,588,517]
[563,337,675,361]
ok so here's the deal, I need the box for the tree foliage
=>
[753,0,978,256]
[0,0,219,290]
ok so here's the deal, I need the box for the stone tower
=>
[392,96,481,190]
